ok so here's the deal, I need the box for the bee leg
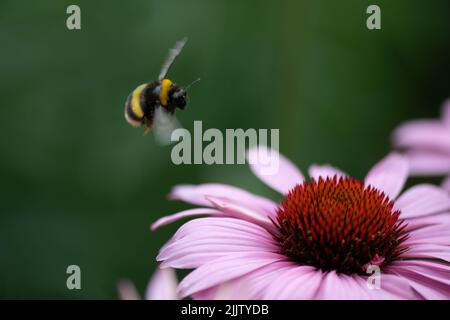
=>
[142,119,153,136]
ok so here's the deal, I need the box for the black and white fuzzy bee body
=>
[124,38,197,137]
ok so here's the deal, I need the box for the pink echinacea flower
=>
[152,147,450,299]
[393,99,450,192]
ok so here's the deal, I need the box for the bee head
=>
[169,86,187,110]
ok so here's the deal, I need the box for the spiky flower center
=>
[274,176,408,274]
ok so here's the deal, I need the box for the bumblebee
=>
[124,37,198,136]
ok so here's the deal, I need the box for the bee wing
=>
[158,37,188,81]
[152,106,183,145]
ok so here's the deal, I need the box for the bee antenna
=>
[184,78,201,91]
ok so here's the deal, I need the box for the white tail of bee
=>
[153,106,182,145]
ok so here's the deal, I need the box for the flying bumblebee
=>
[124,37,199,141]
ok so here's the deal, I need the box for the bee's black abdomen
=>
[142,81,162,119]
[124,81,163,128]
[125,94,143,121]
[124,92,144,127]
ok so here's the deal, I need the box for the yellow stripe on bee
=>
[160,79,172,106]
[131,84,147,118]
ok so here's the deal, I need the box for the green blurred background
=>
[0,0,449,298]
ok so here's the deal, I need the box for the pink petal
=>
[315,272,415,300]
[409,281,450,299]
[151,208,222,231]
[210,282,249,300]
[117,279,140,300]
[392,120,450,152]
[206,196,276,232]
[247,145,305,195]
[388,261,450,299]
[177,252,286,298]
[395,184,450,219]
[406,223,450,246]
[191,281,255,300]
[263,266,322,299]
[392,260,450,279]
[191,287,219,300]
[159,251,225,269]
[402,243,450,262]
[169,217,275,243]
[405,151,450,176]
[212,278,271,300]
[404,213,450,230]
[315,272,372,300]
[144,267,179,300]
[233,261,298,299]
[192,282,263,300]
[365,153,409,200]
[442,176,450,192]
[308,165,347,181]
[191,263,297,300]
[398,278,449,299]
[157,218,278,268]
[374,274,419,300]
[169,183,278,217]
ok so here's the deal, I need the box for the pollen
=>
[274,176,409,274]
